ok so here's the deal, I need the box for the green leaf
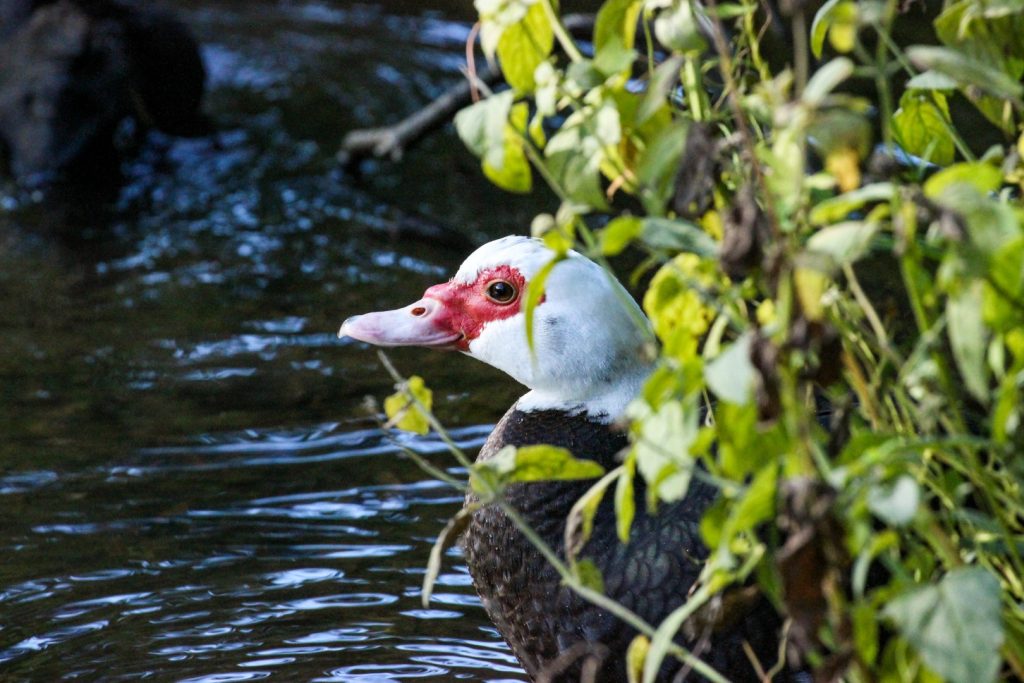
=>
[809,183,894,225]
[636,125,689,215]
[594,100,622,146]
[422,507,474,606]
[595,0,641,53]
[593,0,640,75]
[852,601,880,664]
[634,398,699,504]
[456,91,532,193]
[947,280,990,403]
[626,634,650,683]
[455,91,514,160]
[637,56,682,125]
[934,0,1024,115]
[483,102,533,193]
[923,162,1002,198]
[704,332,755,405]
[383,375,433,434]
[810,0,858,58]
[615,450,637,542]
[600,215,643,256]
[794,266,831,321]
[566,468,618,559]
[545,120,610,210]
[803,57,854,106]
[497,2,554,92]
[524,255,560,352]
[892,90,955,166]
[867,475,920,526]
[716,401,772,479]
[475,0,530,58]
[907,45,1024,102]
[707,2,752,19]
[653,0,707,53]
[983,237,1024,332]
[906,70,958,91]
[594,39,636,76]
[478,443,606,485]
[807,220,878,265]
[884,567,1004,683]
[729,463,777,534]
[944,187,1019,257]
[572,558,605,592]
[641,218,718,257]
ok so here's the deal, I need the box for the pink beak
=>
[338,296,462,349]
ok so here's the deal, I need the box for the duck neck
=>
[514,362,651,423]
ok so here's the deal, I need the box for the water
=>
[0,1,550,679]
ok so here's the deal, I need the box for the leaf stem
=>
[540,0,584,63]
[498,500,729,682]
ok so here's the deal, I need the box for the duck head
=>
[340,236,653,420]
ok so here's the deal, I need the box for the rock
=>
[0,0,207,184]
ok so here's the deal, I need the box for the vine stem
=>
[497,501,730,683]
[702,0,782,238]
[872,0,898,146]
[540,0,584,63]
[375,353,727,682]
[377,350,475,470]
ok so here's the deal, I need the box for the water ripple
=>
[0,620,109,664]
[314,663,449,682]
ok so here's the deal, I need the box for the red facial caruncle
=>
[338,265,532,352]
[421,265,526,350]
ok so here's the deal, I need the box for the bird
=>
[340,235,790,682]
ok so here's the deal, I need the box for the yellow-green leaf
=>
[923,162,1002,198]
[566,468,619,559]
[496,2,553,93]
[600,216,643,255]
[809,183,894,225]
[893,91,955,166]
[615,451,637,542]
[383,375,433,434]
[810,0,859,58]
[807,220,879,265]
[593,0,641,76]
[626,634,650,683]
[477,444,605,487]
[794,267,830,320]
[572,558,605,592]
[947,280,990,403]
[422,508,474,606]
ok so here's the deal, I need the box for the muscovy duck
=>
[340,236,789,682]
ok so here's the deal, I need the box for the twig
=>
[466,22,483,102]
[337,64,501,167]
[702,0,782,238]
[337,14,596,168]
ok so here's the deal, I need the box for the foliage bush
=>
[386,0,1024,680]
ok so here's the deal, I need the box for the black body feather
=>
[462,407,791,682]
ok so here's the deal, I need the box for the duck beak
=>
[339,297,463,349]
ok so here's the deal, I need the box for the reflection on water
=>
[0,420,523,681]
[0,0,541,680]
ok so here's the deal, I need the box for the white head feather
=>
[460,237,652,421]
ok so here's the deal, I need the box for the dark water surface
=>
[0,1,550,680]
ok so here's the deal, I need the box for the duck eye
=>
[485,280,517,304]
